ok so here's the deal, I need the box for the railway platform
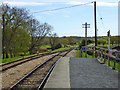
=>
[44,57,119,89]
[44,57,70,88]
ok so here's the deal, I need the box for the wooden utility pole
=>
[82,22,90,57]
[0,7,2,60]
[94,1,97,57]
[2,14,5,59]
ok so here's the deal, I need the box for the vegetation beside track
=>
[1,47,72,64]
[76,50,93,58]
[76,50,120,72]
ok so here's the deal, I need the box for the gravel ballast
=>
[2,53,57,89]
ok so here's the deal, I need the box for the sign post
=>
[81,47,86,57]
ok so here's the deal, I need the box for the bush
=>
[81,39,85,46]
[52,43,62,50]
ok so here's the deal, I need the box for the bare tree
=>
[29,20,52,54]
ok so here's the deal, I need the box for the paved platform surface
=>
[44,57,70,88]
[70,58,118,88]
[44,57,119,89]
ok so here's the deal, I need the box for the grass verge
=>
[1,47,71,64]
[76,50,120,72]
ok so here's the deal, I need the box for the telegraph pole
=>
[82,22,90,57]
[94,1,97,57]
[2,14,5,59]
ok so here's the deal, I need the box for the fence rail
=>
[79,46,120,71]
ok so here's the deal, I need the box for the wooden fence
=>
[79,46,120,71]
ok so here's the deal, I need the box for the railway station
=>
[44,57,119,89]
[1,0,120,90]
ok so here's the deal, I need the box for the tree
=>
[98,38,107,46]
[61,38,68,47]
[110,36,115,45]
[29,20,52,54]
[67,37,76,45]
[1,4,53,58]
[80,39,85,46]
[49,33,59,50]
[2,4,31,58]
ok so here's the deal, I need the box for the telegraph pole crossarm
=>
[82,22,90,57]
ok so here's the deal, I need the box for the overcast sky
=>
[1,0,119,37]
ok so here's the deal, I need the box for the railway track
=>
[7,49,72,90]
[1,50,69,72]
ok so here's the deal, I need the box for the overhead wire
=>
[97,6,109,33]
[33,1,94,13]
[97,6,105,36]
[31,1,94,37]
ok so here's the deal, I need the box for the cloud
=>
[1,1,47,6]
[67,1,84,5]
[67,1,117,7]
[1,1,117,7]
[94,2,117,7]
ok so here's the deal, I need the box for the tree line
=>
[1,4,54,59]
[1,4,77,59]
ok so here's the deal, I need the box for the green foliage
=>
[76,50,120,72]
[87,39,94,44]
[40,45,51,48]
[52,43,62,50]
[2,4,52,59]
[80,39,85,46]
[104,59,120,72]
[52,47,70,52]
[110,36,120,45]
[97,39,107,46]
[76,50,93,58]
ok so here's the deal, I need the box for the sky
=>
[0,0,119,37]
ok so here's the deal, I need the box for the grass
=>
[1,53,39,64]
[1,47,72,64]
[76,50,120,72]
[97,44,119,49]
[52,47,71,52]
[76,50,94,58]
[104,59,120,72]
[40,45,51,48]
[1,56,23,64]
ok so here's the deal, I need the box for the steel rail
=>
[8,53,60,90]
[1,49,70,72]
[8,49,73,90]
[37,49,72,90]
[0,50,65,66]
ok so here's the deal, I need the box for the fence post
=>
[79,50,81,58]
[104,49,107,64]
[113,60,116,70]
[101,49,103,63]
[115,51,120,72]
[108,50,112,66]
[92,47,94,58]
[118,61,120,72]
